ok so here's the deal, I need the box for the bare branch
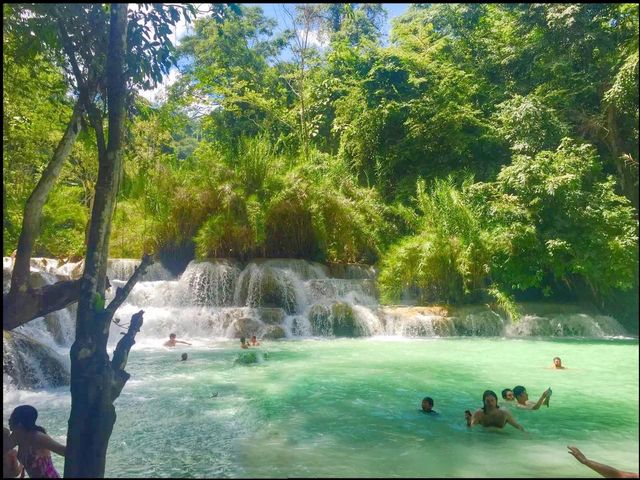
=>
[104,254,154,317]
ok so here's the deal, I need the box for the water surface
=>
[3,337,638,478]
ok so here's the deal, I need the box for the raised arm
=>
[568,446,639,478]
[531,389,550,410]
[176,340,192,345]
[34,431,66,457]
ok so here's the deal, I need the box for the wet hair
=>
[482,390,499,413]
[553,357,561,363]
[169,333,176,339]
[422,396,434,407]
[9,405,46,434]
[501,388,513,399]
[181,353,188,361]
[513,385,526,398]
[240,337,246,343]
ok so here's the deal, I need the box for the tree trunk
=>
[3,101,83,330]
[64,5,134,478]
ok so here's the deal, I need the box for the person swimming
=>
[465,390,525,431]
[240,337,249,349]
[501,388,515,401]
[513,385,551,409]
[421,396,438,415]
[164,333,192,347]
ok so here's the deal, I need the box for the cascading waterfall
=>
[3,256,633,390]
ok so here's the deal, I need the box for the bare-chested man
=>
[163,333,191,347]
[513,385,551,409]
[465,390,525,431]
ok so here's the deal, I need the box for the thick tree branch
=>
[3,279,82,331]
[9,101,83,297]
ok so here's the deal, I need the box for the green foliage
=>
[4,3,637,327]
[38,186,88,258]
[378,176,491,304]
[493,94,570,155]
[480,139,638,299]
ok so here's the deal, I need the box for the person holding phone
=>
[513,385,552,410]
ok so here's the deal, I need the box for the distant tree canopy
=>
[4,3,638,322]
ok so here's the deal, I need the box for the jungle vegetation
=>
[4,3,639,327]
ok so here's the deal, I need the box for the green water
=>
[3,337,638,478]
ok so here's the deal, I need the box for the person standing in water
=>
[240,337,249,349]
[421,396,438,415]
[250,335,260,346]
[549,356,567,369]
[501,389,515,402]
[6,405,66,478]
[465,390,525,431]
[164,333,192,347]
[513,385,552,409]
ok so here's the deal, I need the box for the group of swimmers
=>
[163,333,262,350]
[418,356,638,478]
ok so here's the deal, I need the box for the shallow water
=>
[3,337,638,478]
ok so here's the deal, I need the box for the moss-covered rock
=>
[309,302,367,337]
[263,325,286,339]
[235,264,298,313]
[230,317,263,338]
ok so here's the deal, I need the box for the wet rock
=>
[3,330,70,389]
[230,317,264,338]
[263,325,286,339]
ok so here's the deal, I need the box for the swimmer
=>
[250,335,260,346]
[513,385,551,410]
[421,396,438,415]
[501,388,515,401]
[465,390,524,431]
[549,356,567,369]
[240,337,249,349]
[180,353,188,361]
[164,333,192,347]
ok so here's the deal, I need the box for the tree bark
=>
[3,101,84,330]
[3,279,82,331]
[64,5,133,478]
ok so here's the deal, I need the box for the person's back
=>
[16,431,60,478]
